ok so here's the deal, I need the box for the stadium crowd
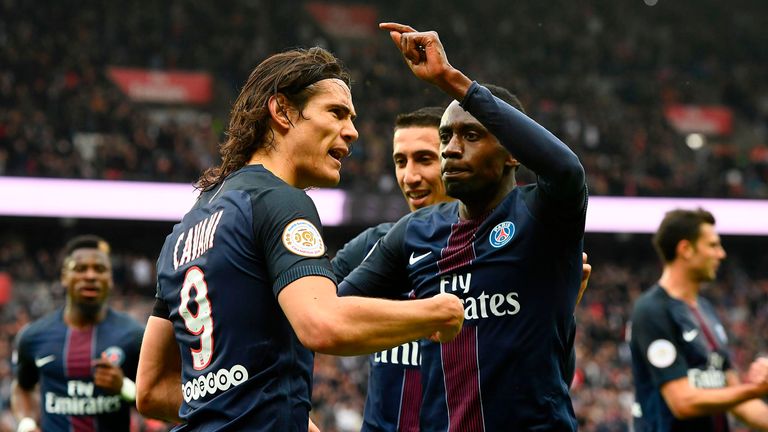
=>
[2,0,768,430]
[1,0,767,197]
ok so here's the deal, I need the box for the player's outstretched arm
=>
[278,276,464,356]
[136,317,183,424]
[660,371,768,420]
[379,22,472,102]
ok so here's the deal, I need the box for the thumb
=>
[389,31,401,46]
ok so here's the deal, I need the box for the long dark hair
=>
[197,47,350,190]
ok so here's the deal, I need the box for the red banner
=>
[0,272,10,305]
[305,2,378,39]
[664,105,733,136]
[107,67,213,105]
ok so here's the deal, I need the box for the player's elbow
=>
[665,399,698,420]
[294,319,348,353]
[136,382,167,420]
[135,386,156,417]
[558,158,586,189]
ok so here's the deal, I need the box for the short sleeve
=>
[631,302,689,386]
[338,216,410,299]
[252,186,336,296]
[13,326,38,390]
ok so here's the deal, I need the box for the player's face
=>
[393,126,447,211]
[688,223,727,282]
[61,248,113,307]
[287,78,358,188]
[439,101,518,201]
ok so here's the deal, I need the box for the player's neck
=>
[458,177,516,220]
[658,267,700,306]
[248,151,298,187]
[64,303,106,328]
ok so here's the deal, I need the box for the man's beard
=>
[77,301,104,320]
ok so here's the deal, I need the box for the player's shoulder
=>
[362,221,396,240]
[19,309,62,340]
[409,201,458,222]
[15,311,62,350]
[198,165,300,204]
[632,285,671,317]
[105,309,145,333]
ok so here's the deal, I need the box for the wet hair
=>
[652,208,716,263]
[395,106,444,130]
[481,83,526,114]
[197,47,351,190]
[63,235,111,257]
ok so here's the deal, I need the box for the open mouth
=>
[79,286,102,299]
[406,190,430,200]
[328,147,348,163]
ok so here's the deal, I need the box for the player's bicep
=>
[659,375,697,417]
[277,275,339,349]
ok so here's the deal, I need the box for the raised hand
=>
[577,252,592,305]
[379,22,471,100]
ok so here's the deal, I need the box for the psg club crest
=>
[101,346,125,366]
[489,221,515,248]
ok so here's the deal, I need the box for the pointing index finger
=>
[379,22,418,33]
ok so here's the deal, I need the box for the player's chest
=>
[671,305,730,371]
[31,326,130,377]
[406,214,536,299]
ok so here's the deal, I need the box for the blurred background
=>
[1,0,767,430]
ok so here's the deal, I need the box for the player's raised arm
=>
[379,22,472,101]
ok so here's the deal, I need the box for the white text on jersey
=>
[374,341,420,366]
[174,210,224,270]
[440,272,521,320]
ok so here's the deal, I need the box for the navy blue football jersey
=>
[332,222,422,432]
[630,285,733,432]
[154,165,337,431]
[13,308,143,432]
[340,82,587,431]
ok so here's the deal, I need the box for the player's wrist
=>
[17,417,37,432]
[120,377,137,402]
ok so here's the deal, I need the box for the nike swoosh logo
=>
[34,355,56,367]
[409,251,432,266]
[682,329,698,342]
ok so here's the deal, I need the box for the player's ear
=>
[504,151,520,169]
[268,94,294,130]
[676,239,694,260]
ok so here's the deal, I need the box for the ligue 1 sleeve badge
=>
[282,219,325,257]
[489,221,515,248]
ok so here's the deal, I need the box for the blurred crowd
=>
[0,233,766,431]
[1,0,767,197]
